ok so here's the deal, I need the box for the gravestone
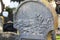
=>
[13,0,56,40]
[0,16,4,33]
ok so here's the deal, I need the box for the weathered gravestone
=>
[0,16,4,33]
[13,0,58,40]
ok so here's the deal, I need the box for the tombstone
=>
[0,16,4,33]
[13,0,58,40]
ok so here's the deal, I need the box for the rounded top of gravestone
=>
[14,1,54,33]
[13,1,56,40]
[15,1,53,21]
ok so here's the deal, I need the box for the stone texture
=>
[14,1,54,40]
[0,18,3,33]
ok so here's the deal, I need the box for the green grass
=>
[56,34,60,40]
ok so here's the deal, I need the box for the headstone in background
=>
[0,16,4,33]
[2,10,9,17]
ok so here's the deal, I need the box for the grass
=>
[56,34,60,40]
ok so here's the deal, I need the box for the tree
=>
[0,0,4,15]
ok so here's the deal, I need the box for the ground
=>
[0,32,18,40]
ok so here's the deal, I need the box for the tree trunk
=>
[0,0,4,15]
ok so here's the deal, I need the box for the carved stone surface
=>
[14,1,54,40]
